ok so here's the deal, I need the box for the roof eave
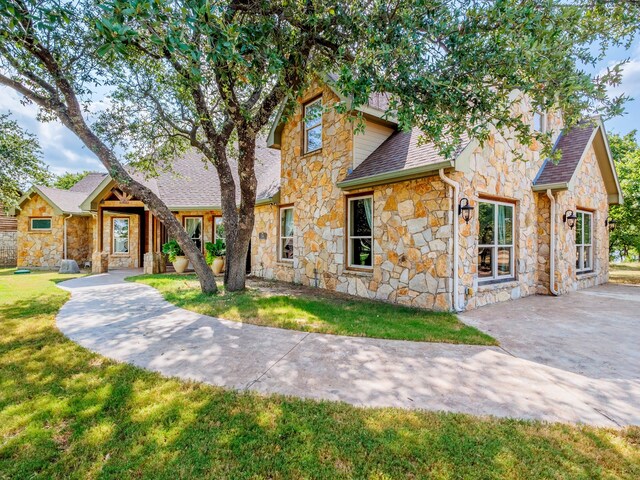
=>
[255,190,281,206]
[337,160,454,191]
[79,176,115,211]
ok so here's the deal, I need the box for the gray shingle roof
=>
[37,186,89,214]
[69,172,108,192]
[343,128,469,182]
[534,122,597,186]
[131,137,281,208]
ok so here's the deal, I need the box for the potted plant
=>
[205,239,226,275]
[162,239,188,274]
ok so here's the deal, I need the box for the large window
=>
[478,200,514,281]
[348,195,373,268]
[576,210,593,273]
[112,218,129,254]
[303,97,322,153]
[279,207,294,261]
[30,217,51,231]
[214,216,225,242]
[184,216,203,250]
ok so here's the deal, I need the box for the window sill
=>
[111,253,131,257]
[301,148,322,158]
[577,270,596,278]
[28,230,52,234]
[276,260,294,267]
[478,278,518,291]
[343,268,373,277]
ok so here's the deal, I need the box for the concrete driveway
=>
[56,272,640,427]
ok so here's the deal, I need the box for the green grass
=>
[0,268,639,478]
[610,263,640,285]
[129,274,496,345]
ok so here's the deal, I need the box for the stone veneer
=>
[0,231,17,266]
[251,86,613,311]
[17,194,63,269]
[16,193,93,269]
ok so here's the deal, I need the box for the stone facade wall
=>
[554,143,610,293]
[102,212,140,269]
[0,231,17,266]
[16,194,64,269]
[66,215,93,267]
[251,83,453,309]
[250,85,615,312]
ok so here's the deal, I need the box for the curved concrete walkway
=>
[56,272,640,427]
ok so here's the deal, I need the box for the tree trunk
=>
[63,112,218,294]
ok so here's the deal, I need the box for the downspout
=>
[439,169,462,312]
[546,190,559,296]
[63,214,72,260]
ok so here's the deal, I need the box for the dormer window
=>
[533,111,546,133]
[303,97,322,153]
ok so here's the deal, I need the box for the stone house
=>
[13,80,621,311]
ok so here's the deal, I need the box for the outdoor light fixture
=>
[605,218,616,231]
[458,198,474,224]
[563,209,577,229]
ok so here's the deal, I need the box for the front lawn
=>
[129,274,496,345]
[610,263,640,285]
[1,268,639,478]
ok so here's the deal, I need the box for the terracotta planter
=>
[212,257,224,275]
[172,256,189,274]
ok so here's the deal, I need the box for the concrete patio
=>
[56,271,640,427]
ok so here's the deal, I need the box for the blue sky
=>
[1,39,640,177]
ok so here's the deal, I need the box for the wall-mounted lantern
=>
[605,218,616,232]
[458,198,474,224]
[563,209,577,229]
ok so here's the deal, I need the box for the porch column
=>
[143,212,165,274]
[92,206,109,273]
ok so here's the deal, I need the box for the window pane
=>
[497,204,513,245]
[497,247,512,276]
[350,198,372,237]
[281,208,294,237]
[352,238,372,266]
[583,246,591,270]
[576,246,582,270]
[533,112,543,132]
[31,218,51,229]
[214,217,225,241]
[478,247,493,278]
[281,238,293,259]
[304,100,322,128]
[113,219,129,253]
[479,202,495,245]
[306,125,322,152]
[583,213,591,244]
[575,213,583,244]
[185,218,202,249]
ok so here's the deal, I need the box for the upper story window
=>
[112,217,129,254]
[532,111,546,133]
[214,216,225,242]
[576,210,593,273]
[30,217,51,231]
[348,195,373,268]
[184,216,203,250]
[303,97,322,153]
[478,200,514,281]
[279,206,294,261]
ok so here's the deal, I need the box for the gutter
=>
[337,160,454,191]
[546,190,559,296]
[532,182,568,192]
[439,168,462,312]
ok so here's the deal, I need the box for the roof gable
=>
[12,185,89,215]
[533,117,622,204]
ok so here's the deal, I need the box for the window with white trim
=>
[303,97,322,153]
[576,210,593,272]
[348,195,373,268]
[184,216,203,250]
[532,111,546,133]
[30,217,51,231]
[478,200,514,281]
[112,218,129,254]
[214,216,225,242]
[279,207,294,261]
